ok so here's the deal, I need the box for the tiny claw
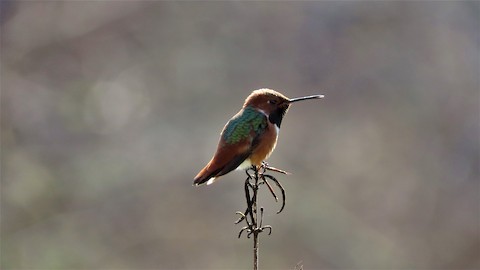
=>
[245,166,256,179]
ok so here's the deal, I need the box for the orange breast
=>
[249,122,278,166]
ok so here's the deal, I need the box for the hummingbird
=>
[193,88,324,186]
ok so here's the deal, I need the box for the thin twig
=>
[236,164,288,270]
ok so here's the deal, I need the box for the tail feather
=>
[193,167,222,186]
[193,153,250,186]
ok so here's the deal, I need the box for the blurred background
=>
[2,1,479,269]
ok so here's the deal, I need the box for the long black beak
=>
[288,94,324,103]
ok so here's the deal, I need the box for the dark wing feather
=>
[193,151,251,185]
[193,110,267,185]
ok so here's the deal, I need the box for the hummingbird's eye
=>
[268,99,277,105]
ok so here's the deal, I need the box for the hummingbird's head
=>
[244,88,324,128]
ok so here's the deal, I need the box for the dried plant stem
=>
[252,169,259,270]
[254,229,259,270]
[236,164,287,270]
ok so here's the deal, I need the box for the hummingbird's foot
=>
[245,165,258,180]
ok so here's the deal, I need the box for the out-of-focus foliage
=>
[2,1,478,269]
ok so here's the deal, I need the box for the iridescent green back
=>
[222,106,267,144]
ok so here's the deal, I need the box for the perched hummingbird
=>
[193,88,324,186]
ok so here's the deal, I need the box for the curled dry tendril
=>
[235,162,289,238]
